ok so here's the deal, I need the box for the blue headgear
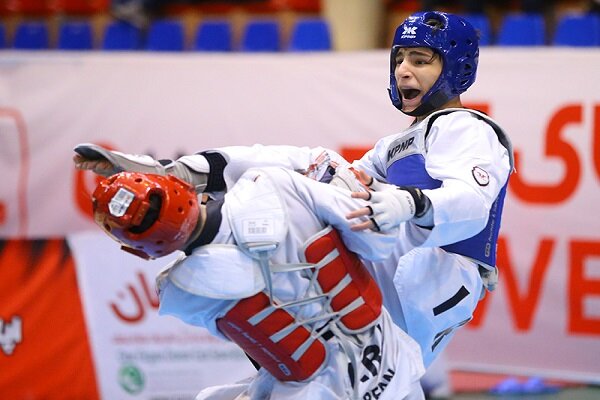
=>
[389,11,479,117]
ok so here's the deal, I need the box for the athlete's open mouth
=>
[400,88,421,100]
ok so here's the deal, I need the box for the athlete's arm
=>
[74,142,349,192]
[417,112,511,247]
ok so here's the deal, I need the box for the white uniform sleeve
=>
[266,167,399,261]
[352,140,389,182]
[179,144,345,191]
[417,112,511,247]
[157,274,231,339]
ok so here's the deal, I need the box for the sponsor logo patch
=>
[472,166,490,186]
[402,26,417,35]
[109,188,135,217]
[387,137,415,162]
[400,25,417,39]
[118,364,145,394]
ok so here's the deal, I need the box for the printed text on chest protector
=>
[387,137,416,163]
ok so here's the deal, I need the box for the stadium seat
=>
[462,14,492,46]
[497,13,545,46]
[0,24,5,48]
[194,20,232,51]
[13,21,49,49]
[288,18,332,51]
[241,20,280,52]
[58,21,93,50]
[102,21,141,50]
[146,19,185,51]
[553,14,600,46]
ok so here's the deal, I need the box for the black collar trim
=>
[183,198,224,255]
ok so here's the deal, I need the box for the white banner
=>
[1,49,599,385]
[68,232,256,399]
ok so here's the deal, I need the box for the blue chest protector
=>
[386,110,510,269]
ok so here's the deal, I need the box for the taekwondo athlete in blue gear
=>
[379,10,513,270]
[347,11,514,368]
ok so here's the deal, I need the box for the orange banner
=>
[0,239,99,399]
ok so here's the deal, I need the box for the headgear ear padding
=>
[93,172,200,259]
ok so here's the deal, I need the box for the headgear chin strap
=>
[401,90,451,117]
[389,11,479,117]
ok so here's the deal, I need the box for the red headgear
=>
[92,172,200,259]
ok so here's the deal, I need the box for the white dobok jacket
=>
[157,167,425,400]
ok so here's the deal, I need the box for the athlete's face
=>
[394,47,442,113]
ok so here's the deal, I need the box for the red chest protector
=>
[216,226,382,382]
[304,226,382,333]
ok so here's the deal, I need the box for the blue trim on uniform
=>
[386,152,508,268]
[441,183,508,267]
[387,154,442,190]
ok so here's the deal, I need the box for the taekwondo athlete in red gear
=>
[90,168,426,400]
[74,9,513,383]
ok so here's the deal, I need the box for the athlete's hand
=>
[346,171,416,232]
[73,143,166,177]
[353,170,397,191]
[329,165,368,192]
[73,153,116,176]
